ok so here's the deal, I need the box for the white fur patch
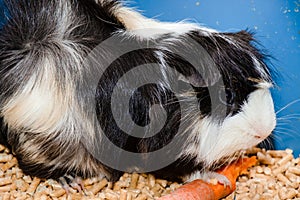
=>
[182,88,276,168]
[2,59,69,133]
[114,6,216,39]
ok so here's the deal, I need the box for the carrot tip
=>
[159,156,258,200]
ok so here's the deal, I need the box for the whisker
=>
[275,99,300,115]
[260,138,275,150]
[271,135,281,141]
[277,116,300,121]
[278,113,300,117]
[279,119,300,123]
[276,122,292,126]
[271,135,285,146]
[275,126,297,131]
[273,130,297,137]
[274,127,298,133]
[276,120,292,124]
[277,115,300,119]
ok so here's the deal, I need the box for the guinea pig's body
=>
[0,0,276,183]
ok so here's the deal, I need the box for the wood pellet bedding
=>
[0,145,300,200]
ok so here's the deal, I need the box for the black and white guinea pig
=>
[0,0,276,184]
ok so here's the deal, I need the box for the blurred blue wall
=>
[129,0,300,155]
[0,1,300,154]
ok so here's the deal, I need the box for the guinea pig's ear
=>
[163,53,221,88]
[177,68,221,88]
[178,73,207,87]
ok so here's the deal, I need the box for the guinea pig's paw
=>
[59,174,85,195]
[185,171,232,189]
[205,172,232,188]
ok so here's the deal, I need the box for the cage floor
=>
[0,145,299,200]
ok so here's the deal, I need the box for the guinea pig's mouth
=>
[254,134,270,140]
[248,135,270,151]
[252,131,273,142]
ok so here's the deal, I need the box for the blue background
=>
[1,1,300,154]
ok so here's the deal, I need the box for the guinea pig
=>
[0,0,276,185]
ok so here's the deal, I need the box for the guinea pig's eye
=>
[219,88,235,106]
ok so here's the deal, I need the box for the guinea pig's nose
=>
[254,135,262,139]
[253,130,271,140]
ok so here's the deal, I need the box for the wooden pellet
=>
[236,185,249,193]
[263,167,272,175]
[257,152,274,165]
[90,178,108,195]
[277,154,294,166]
[128,188,140,197]
[288,181,299,189]
[16,168,24,179]
[276,173,291,185]
[105,190,118,200]
[134,193,147,200]
[285,171,299,182]
[267,181,276,190]
[70,193,84,200]
[0,145,6,152]
[83,177,99,186]
[27,177,41,195]
[267,150,287,158]
[126,192,133,200]
[16,179,30,192]
[141,187,152,198]
[256,184,264,194]
[129,173,139,189]
[147,174,155,188]
[252,173,272,181]
[169,182,181,191]
[50,188,66,198]
[249,184,256,195]
[286,188,298,199]
[15,192,28,200]
[39,194,48,200]
[155,179,167,188]
[0,154,13,163]
[113,181,122,191]
[246,147,262,155]
[272,162,290,175]
[23,175,32,183]
[10,177,17,191]
[261,193,273,199]
[256,166,263,173]
[107,181,113,189]
[1,157,17,172]
[288,166,300,175]
[0,185,10,193]
[136,181,146,190]
[119,189,127,200]
[0,177,12,186]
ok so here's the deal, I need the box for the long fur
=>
[0,0,276,182]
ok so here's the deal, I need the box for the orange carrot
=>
[159,156,257,200]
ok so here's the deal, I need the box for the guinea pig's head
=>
[181,30,276,168]
[214,82,276,157]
